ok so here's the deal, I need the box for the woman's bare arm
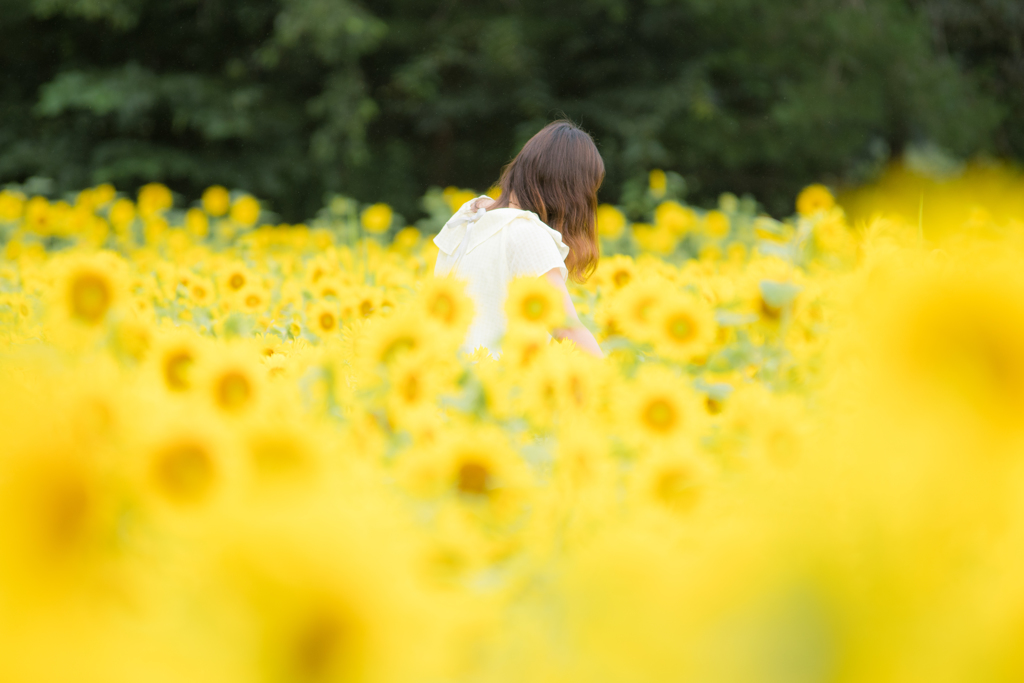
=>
[543,268,604,358]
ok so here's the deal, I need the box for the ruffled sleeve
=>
[505,214,570,281]
[433,196,490,255]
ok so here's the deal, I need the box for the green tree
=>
[0,0,1007,219]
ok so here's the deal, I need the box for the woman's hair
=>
[492,120,604,283]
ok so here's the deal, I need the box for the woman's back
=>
[434,197,570,354]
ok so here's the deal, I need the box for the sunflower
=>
[505,276,564,330]
[654,200,698,236]
[361,312,430,368]
[554,419,615,492]
[648,169,667,197]
[150,437,219,506]
[702,210,731,239]
[152,331,205,393]
[237,285,269,315]
[110,316,152,363]
[596,254,638,291]
[360,203,394,234]
[385,355,445,432]
[516,355,562,430]
[203,347,264,415]
[352,286,383,319]
[633,222,677,255]
[202,185,231,216]
[630,451,711,515]
[185,276,216,307]
[0,411,117,588]
[307,302,341,338]
[131,412,240,521]
[649,291,717,363]
[0,189,25,221]
[220,262,253,295]
[52,253,126,327]
[196,505,450,683]
[597,204,627,239]
[609,277,669,343]
[419,276,475,336]
[312,275,346,301]
[108,198,136,235]
[500,324,551,370]
[231,195,261,227]
[796,183,835,217]
[877,264,1024,432]
[242,416,326,492]
[618,365,704,451]
[556,350,608,414]
[304,254,337,288]
[137,183,173,219]
[399,425,530,518]
[185,207,210,238]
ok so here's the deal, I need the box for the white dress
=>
[434,196,570,355]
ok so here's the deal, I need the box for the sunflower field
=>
[4,162,1024,683]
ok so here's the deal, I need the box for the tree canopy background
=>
[0,0,1020,221]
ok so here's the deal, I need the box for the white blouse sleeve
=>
[506,216,571,281]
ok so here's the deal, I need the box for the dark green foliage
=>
[0,0,1014,220]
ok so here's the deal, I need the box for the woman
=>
[433,120,604,358]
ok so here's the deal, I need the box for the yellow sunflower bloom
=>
[505,276,564,330]
[796,183,835,217]
[360,203,394,234]
[618,365,705,451]
[597,204,627,239]
[230,195,261,227]
[418,276,474,336]
[650,291,717,363]
[202,185,231,216]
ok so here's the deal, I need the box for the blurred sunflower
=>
[152,331,205,393]
[597,254,638,291]
[630,451,711,516]
[610,277,670,343]
[654,201,698,236]
[137,183,173,219]
[231,196,261,227]
[650,291,717,363]
[203,347,264,415]
[360,203,394,234]
[618,365,704,452]
[307,302,341,338]
[418,276,474,337]
[50,252,126,329]
[202,186,231,217]
[597,204,627,239]
[361,312,431,369]
[220,262,253,295]
[399,425,530,516]
[796,184,835,216]
[505,276,563,330]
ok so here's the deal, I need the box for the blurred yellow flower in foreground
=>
[649,169,667,198]
[796,183,835,216]
[703,210,731,238]
[360,203,393,234]
[0,190,25,221]
[597,204,626,239]
[231,195,261,227]
[138,183,173,218]
[505,276,564,329]
[203,185,231,216]
[654,200,697,235]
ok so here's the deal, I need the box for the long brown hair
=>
[491,120,604,283]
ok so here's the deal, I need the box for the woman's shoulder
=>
[503,211,570,260]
